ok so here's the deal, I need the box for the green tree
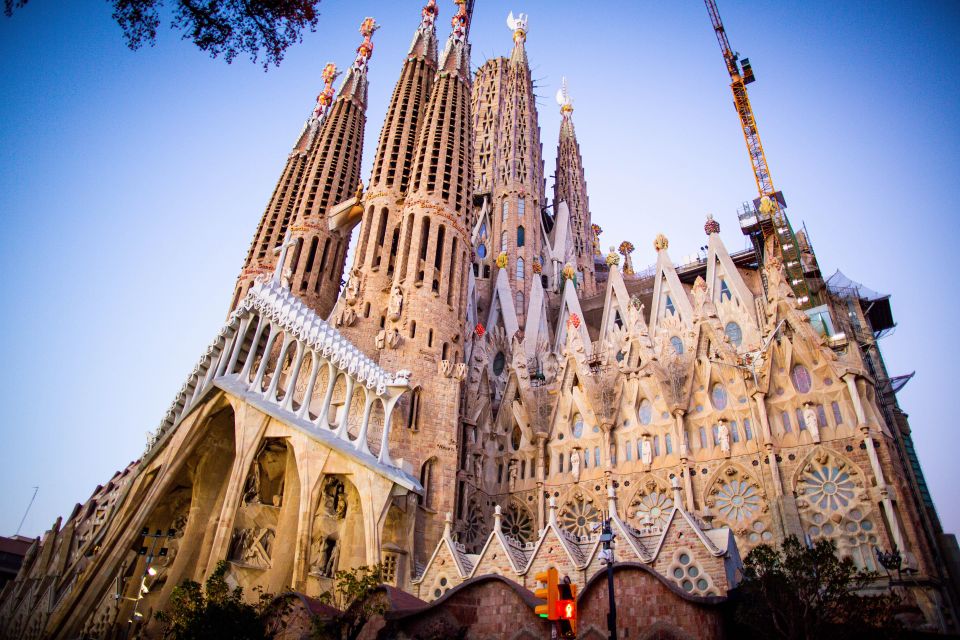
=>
[735,535,901,640]
[154,560,281,640]
[313,564,387,640]
[4,0,321,69]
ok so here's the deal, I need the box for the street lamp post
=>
[124,527,175,637]
[600,517,617,640]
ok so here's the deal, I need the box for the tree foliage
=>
[5,0,321,69]
[313,564,388,640]
[154,560,282,640]
[735,535,902,640]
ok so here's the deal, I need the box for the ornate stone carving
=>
[388,284,404,320]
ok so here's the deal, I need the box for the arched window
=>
[791,365,812,393]
[638,399,653,425]
[518,197,525,217]
[572,414,584,438]
[665,295,675,316]
[517,257,525,279]
[517,226,525,247]
[719,279,732,301]
[408,387,422,431]
[500,231,508,252]
[515,291,524,310]
[502,200,509,222]
[419,458,434,507]
[670,336,684,355]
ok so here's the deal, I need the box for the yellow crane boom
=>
[704,0,817,308]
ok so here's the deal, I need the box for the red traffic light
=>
[557,599,576,619]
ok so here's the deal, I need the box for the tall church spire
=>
[279,17,378,319]
[471,11,544,327]
[352,0,474,568]
[228,62,339,312]
[331,0,440,355]
[553,78,596,296]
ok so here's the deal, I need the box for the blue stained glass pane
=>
[724,321,742,347]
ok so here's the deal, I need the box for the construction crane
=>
[704,0,818,308]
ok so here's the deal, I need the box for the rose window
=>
[632,491,673,528]
[801,465,855,512]
[460,502,486,550]
[559,498,600,538]
[502,505,534,543]
[715,480,761,522]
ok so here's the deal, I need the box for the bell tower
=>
[471,12,545,325]
[338,0,474,566]
[332,0,440,355]
[281,17,378,319]
[554,79,596,296]
[229,60,340,312]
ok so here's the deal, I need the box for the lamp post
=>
[600,516,617,640]
[124,527,175,636]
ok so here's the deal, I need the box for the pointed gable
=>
[486,268,521,338]
[649,238,693,335]
[553,279,591,355]
[523,272,551,353]
[598,263,635,345]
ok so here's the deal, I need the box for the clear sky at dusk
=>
[1,1,958,539]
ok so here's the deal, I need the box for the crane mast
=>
[704,0,817,308]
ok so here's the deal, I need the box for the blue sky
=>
[1,1,958,539]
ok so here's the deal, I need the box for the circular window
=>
[688,565,699,577]
[477,244,487,259]
[670,336,684,355]
[673,567,684,579]
[711,384,728,410]
[434,588,441,598]
[682,580,693,592]
[638,399,652,425]
[492,351,506,376]
[439,577,447,586]
[678,553,690,565]
[791,364,812,393]
[724,321,743,347]
[696,578,709,591]
[572,415,584,438]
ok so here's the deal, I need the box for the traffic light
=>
[557,578,578,638]
[534,567,559,619]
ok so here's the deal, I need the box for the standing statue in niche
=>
[718,422,731,455]
[570,449,581,482]
[508,460,518,492]
[473,455,484,488]
[803,404,821,443]
[344,269,361,305]
[641,438,652,465]
[313,536,341,577]
[388,284,404,320]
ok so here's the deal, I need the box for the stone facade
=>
[1,1,957,638]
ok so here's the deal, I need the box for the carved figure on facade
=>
[803,403,821,443]
[718,421,730,455]
[388,284,404,320]
[570,448,581,482]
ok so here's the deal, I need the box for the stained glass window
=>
[638,399,653,425]
[493,351,505,375]
[724,321,742,347]
[665,296,676,315]
[670,336,684,355]
[719,280,732,301]
[572,415,584,438]
[832,401,843,425]
[711,384,728,410]
[791,364,812,393]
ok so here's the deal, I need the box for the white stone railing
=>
[148,277,412,474]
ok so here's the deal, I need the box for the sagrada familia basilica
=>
[2,1,958,637]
